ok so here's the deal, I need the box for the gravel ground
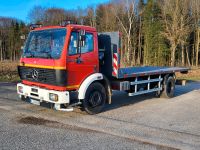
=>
[1,110,158,150]
[0,81,200,150]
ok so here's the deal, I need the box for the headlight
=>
[18,86,23,93]
[49,93,58,102]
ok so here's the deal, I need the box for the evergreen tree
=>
[143,0,169,66]
[137,0,145,65]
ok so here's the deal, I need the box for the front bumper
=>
[17,83,70,106]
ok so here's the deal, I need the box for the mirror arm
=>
[76,29,86,63]
[76,34,81,63]
[79,41,82,58]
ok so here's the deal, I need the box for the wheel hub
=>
[89,91,102,107]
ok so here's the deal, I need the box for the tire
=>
[82,82,106,115]
[20,95,26,101]
[160,76,175,98]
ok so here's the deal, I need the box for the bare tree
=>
[161,0,191,66]
[44,8,67,25]
[137,0,145,65]
[191,0,200,67]
[84,7,96,27]
[112,0,137,66]
[28,6,46,23]
[96,4,117,32]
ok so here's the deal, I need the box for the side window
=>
[81,33,94,53]
[68,32,94,55]
[68,31,78,55]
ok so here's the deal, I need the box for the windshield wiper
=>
[41,52,52,59]
[33,52,52,59]
[45,52,52,59]
[24,52,34,58]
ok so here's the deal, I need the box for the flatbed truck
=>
[17,22,189,114]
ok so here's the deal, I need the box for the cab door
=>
[66,30,98,90]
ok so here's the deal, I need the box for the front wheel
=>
[20,95,26,101]
[82,82,106,115]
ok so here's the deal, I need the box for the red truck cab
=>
[19,24,99,91]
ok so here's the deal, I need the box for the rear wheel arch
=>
[98,75,112,104]
[162,73,176,84]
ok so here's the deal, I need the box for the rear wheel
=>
[160,76,175,98]
[82,82,106,114]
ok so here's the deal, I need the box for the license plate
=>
[31,88,38,93]
[30,99,40,105]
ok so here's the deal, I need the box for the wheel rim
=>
[88,91,102,108]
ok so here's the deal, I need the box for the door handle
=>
[76,57,83,64]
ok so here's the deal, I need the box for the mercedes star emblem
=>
[32,69,39,80]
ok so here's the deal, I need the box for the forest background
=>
[0,0,200,81]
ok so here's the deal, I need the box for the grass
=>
[0,61,20,82]
[176,68,200,81]
[0,60,199,82]
[177,76,200,81]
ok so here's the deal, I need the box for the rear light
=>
[49,93,58,102]
[18,86,23,93]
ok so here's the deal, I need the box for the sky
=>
[0,0,109,22]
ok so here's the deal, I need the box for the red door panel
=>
[66,31,98,89]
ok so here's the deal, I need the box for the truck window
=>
[68,32,94,55]
[68,32,78,55]
[81,33,94,53]
[23,29,66,59]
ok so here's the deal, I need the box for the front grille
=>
[18,66,67,86]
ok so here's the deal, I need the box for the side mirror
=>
[80,35,86,47]
[80,29,85,36]
[79,30,86,47]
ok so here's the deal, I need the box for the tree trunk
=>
[127,36,132,66]
[195,28,199,67]
[181,44,185,66]
[137,16,142,65]
[192,44,194,66]
[0,41,2,62]
[132,47,136,66]
[186,47,191,66]
[171,44,176,66]
[143,38,148,65]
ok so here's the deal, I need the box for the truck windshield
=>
[23,28,66,59]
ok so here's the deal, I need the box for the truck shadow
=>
[103,81,200,112]
[104,91,154,112]
[174,81,200,97]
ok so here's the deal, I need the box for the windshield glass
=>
[23,28,66,59]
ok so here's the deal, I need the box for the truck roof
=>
[32,24,97,32]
